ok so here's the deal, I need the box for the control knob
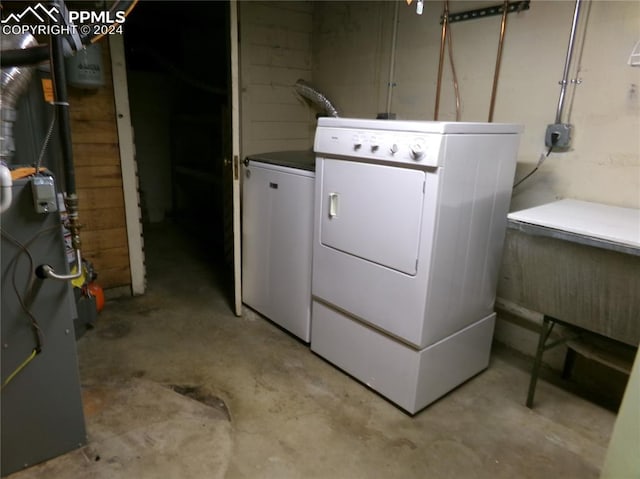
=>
[370,135,379,152]
[390,143,399,154]
[410,141,425,160]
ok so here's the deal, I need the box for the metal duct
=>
[0,33,39,161]
[295,79,339,118]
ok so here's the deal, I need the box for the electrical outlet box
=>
[31,176,57,213]
[545,123,572,149]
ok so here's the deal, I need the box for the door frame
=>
[111,3,242,313]
[110,34,145,296]
[229,0,242,315]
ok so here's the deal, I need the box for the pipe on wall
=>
[488,0,510,122]
[50,24,76,197]
[49,0,82,278]
[386,0,400,116]
[434,1,449,121]
[555,0,584,124]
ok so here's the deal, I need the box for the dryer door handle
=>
[328,192,339,218]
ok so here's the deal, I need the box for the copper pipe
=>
[447,25,461,121]
[488,0,510,122]
[386,0,400,115]
[434,1,449,121]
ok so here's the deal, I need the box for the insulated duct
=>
[0,33,39,162]
[295,79,339,118]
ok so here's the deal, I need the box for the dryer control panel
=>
[314,126,443,168]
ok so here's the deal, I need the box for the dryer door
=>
[319,159,425,275]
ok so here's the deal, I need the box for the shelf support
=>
[440,0,530,24]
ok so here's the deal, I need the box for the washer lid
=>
[246,150,315,171]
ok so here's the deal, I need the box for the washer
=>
[242,151,315,342]
[311,118,523,413]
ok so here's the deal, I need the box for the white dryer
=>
[311,118,522,414]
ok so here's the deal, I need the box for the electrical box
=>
[545,123,572,149]
[65,43,104,89]
[31,175,57,213]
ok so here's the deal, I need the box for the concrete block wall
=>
[238,1,316,158]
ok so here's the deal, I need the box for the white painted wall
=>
[238,1,316,157]
[311,0,640,211]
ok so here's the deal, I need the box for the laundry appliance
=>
[311,117,522,414]
[242,151,315,342]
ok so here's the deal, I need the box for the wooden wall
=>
[68,42,132,290]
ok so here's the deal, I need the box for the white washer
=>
[242,151,315,342]
[311,118,523,413]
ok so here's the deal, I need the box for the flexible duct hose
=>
[295,79,339,118]
[0,33,39,161]
[0,34,39,110]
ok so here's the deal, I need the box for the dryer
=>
[311,118,523,414]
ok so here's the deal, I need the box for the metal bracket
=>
[440,0,530,24]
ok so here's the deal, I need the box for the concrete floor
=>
[9,223,616,479]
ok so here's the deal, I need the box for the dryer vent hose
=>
[295,79,339,118]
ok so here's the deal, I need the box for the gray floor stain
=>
[170,385,231,421]
[97,320,132,340]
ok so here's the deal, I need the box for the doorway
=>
[121,1,236,308]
